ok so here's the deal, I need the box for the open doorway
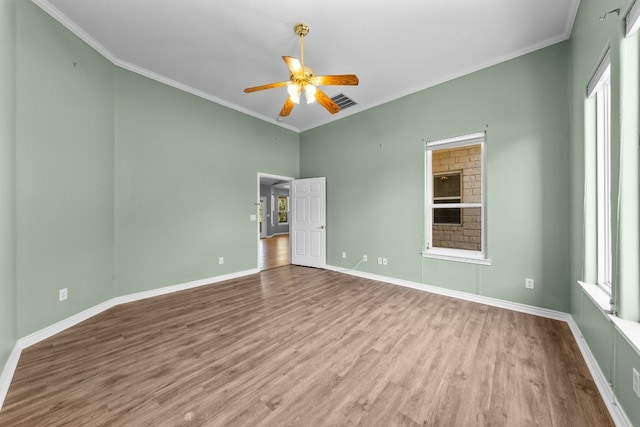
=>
[257,173,293,271]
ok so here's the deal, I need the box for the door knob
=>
[320,225,325,229]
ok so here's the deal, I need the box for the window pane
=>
[433,200,461,224]
[278,196,288,212]
[278,212,288,223]
[432,145,482,204]
[434,173,461,198]
[595,71,612,290]
[432,207,481,251]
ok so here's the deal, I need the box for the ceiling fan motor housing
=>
[294,23,309,37]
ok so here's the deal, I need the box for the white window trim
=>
[578,280,613,313]
[627,1,640,37]
[579,280,640,360]
[596,74,612,293]
[423,131,491,265]
[587,49,610,97]
[588,53,612,295]
[270,194,275,226]
[422,247,491,265]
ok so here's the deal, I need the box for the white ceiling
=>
[33,0,580,133]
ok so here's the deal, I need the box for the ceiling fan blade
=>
[282,56,302,74]
[314,89,340,114]
[244,81,289,93]
[279,97,296,117]
[312,74,359,86]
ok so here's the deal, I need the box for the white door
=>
[290,177,326,268]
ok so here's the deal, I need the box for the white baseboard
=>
[110,269,259,307]
[18,299,115,349]
[0,268,258,410]
[326,265,570,321]
[266,232,289,237]
[567,318,632,427]
[0,344,21,412]
[326,265,632,427]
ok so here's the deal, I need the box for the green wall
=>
[300,42,571,312]
[0,0,17,369]
[113,70,299,294]
[569,0,640,425]
[15,0,115,337]
[10,0,299,339]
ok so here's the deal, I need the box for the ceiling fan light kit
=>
[244,23,359,118]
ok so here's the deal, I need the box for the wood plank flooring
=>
[0,266,613,426]
[258,234,289,270]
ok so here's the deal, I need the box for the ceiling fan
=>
[244,23,359,117]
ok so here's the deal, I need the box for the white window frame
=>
[627,0,640,37]
[423,131,490,265]
[277,195,289,225]
[589,60,612,295]
[596,77,612,293]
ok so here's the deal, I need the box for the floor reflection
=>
[259,234,289,270]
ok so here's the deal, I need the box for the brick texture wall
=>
[432,145,481,251]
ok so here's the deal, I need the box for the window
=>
[588,52,612,294]
[424,132,488,264]
[277,195,289,224]
[433,171,462,225]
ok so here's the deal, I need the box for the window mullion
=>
[430,203,482,209]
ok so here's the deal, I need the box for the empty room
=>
[1,0,640,425]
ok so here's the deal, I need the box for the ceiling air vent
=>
[331,93,357,111]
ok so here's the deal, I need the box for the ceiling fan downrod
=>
[294,23,309,67]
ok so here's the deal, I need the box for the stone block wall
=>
[432,145,481,251]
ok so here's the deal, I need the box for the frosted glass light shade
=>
[304,84,316,104]
[287,83,301,104]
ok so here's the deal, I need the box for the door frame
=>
[257,172,295,269]
[259,196,267,238]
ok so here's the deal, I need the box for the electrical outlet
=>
[377,257,383,265]
[342,252,346,259]
[218,257,224,265]
[633,368,640,397]
[59,288,68,302]
[363,255,367,262]
[382,257,388,265]
[525,278,534,289]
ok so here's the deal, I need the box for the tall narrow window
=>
[278,195,289,224]
[588,51,612,293]
[424,132,488,264]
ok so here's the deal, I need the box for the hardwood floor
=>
[259,234,289,270]
[0,266,613,426]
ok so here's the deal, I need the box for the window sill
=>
[611,316,640,355]
[578,281,612,314]
[578,280,640,355]
[422,248,491,266]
